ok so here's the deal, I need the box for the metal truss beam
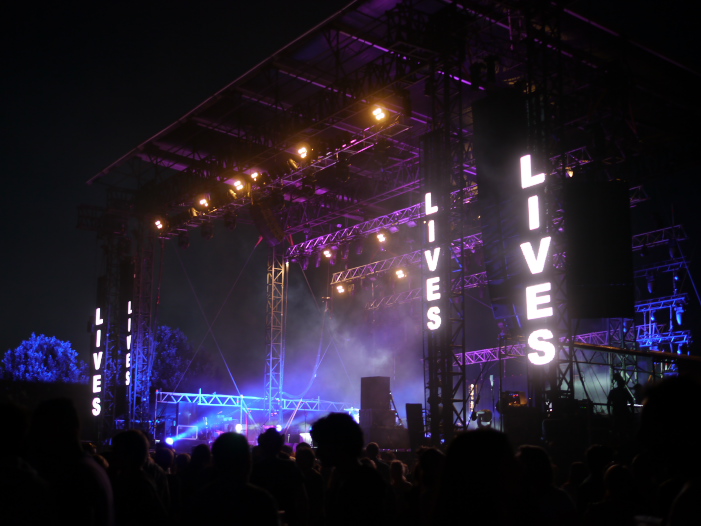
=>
[265,247,287,422]
[332,232,483,284]
[632,225,687,250]
[634,294,688,312]
[129,228,156,431]
[155,391,347,413]
[366,271,488,310]
[456,327,692,366]
[286,203,424,258]
[634,258,687,277]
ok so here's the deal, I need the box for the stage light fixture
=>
[196,195,210,210]
[340,243,351,261]
[232,178,246,193]
[235,423,243,433]
[371,104,386,122]
[388,225,400,234]
[336,284,345,294]
[377,231,387,243]
[165,437,174,446]
[646,274,656,294]
[154,217,167,231]
[676,306,684,326]
[323,248,333,258]
[396,269,406,279]
[297,143,310,159]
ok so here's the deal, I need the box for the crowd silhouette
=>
[1,373,699,525]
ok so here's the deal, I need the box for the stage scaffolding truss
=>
[81,0,699,444]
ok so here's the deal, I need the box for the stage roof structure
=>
[81,0,700,444]
[82,0,699,241]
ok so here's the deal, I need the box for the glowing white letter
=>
[528,195,540,230]
[125,370,131,386]
[95,308,103,326]
[424,247,440,272]
[427,219,436,243]
[527,329,556,365]
[521,155,545,189]
[126,335,132,351]
[92,351,103,370]
[92,375,102,393]
[126,352,131,368]
[427,306,442,330]
[520,237,551,275]
[526,282,553,320]
[92,397,101,416]
[95,329,101,349]
[425,192,438,215]
[426,277,441,301]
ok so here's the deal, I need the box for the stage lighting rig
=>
[154,217,168,232]
[377,229,389,251]
[232,177,246,193]
[296,142,311,160]
[371,104,387,122]
[194,194,211,212]
[396,269,406,279]
[323,246,338,265]
[249,170,271,188]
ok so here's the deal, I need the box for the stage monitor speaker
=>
[359,409,395,428]
[361,376,391,410]
[472,90,529,323]
[564,179,634,319]
[405,403,424,451]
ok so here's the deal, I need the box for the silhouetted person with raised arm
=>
[185,432,279,525]
[250,427,308,526]
[310,412,393,526]
[28,397,114,526]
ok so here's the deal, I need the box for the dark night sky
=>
[2,1,699,410]
[1,0,358,398]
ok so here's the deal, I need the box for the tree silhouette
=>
[1,333,89,383]
[151,326,216,391]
